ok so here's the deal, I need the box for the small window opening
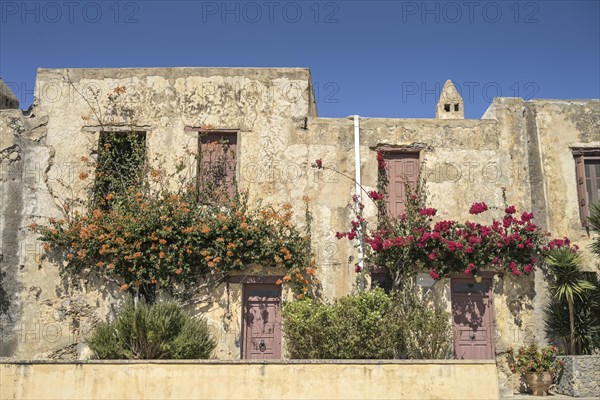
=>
[444,104,450,112]
[371,271,393,294]
[94,131,146,208]
[454,104,460,112]
[197,132,238,204]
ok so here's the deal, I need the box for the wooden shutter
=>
[384,152,420,218]
[198,133,237,200]
[575,155,589,226]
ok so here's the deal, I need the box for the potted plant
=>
[510,344,562,396]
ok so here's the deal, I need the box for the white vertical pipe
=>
[353,115,365,289]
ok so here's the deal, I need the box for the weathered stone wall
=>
[0,68,598,367]
[1,79,128,360]
[527,100,600,269]
[3,68,321,359]
[556,355,600,397]
[0,108,25,357]
[0,81,19,110]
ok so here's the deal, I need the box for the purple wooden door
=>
[451,277,495,360]
[384,152,420,218]
[243,284,282,360]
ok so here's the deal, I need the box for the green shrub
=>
[393,286,453,359]
[282,286,453,359]
[282,288,400,359]
[88,301,216,359]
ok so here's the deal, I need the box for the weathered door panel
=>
[242,284,282,360]
[451,278,495,360]
[384,153,419,218]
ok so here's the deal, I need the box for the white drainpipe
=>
[352,115,365,289]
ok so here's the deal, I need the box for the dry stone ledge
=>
[555,355,600,398]
[0,79,19,110]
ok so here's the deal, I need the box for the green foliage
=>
[544,247,597,355]
[282,287,453,359]
[282,288,400,359]
[545,272,600,354]
[589,201,600,258]
[546,248,595,305]
[509,344,561,374]
[29,86,317,301]
[32,190,315,299]
[93,131,146,206]
[88,300,216,359]
[393,284,454,359]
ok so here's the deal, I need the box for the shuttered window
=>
[197,132,238,202]
[574,149,600,226]
[384,152,420,218]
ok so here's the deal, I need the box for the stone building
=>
[0,68,598,384]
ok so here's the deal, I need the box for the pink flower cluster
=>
[419,208,437,216]
[376,151,386,169]
[429,270,440,280]
[337,199,571,281]
[469,202,489,215]
[336,214,366,242]
[369,191,384,201]
[542,237,577,252]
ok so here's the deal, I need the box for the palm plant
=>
[544,286,600,354]
[545,247,595,355]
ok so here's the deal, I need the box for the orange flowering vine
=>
[29,171,317,298]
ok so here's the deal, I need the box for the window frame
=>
[377,147,421,218]
[93,129,148,208]
[573,148,600,227]
[185,127,239,202]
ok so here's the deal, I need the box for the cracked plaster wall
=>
[0,69,597,373]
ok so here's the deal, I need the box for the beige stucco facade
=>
[0,360,500,400]
[0,68,598,393]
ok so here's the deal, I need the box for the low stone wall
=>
[555,355,600,398]
[0,360,499,400]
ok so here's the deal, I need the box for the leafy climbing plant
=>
[29,85,318,301]
[313,154,568,291]
[589,201,600,259]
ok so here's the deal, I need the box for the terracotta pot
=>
[524,372,553,396]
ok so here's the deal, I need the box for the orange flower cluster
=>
[29,182,317,298]
[281,247,292,261]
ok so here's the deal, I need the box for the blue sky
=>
[1,0,599,118]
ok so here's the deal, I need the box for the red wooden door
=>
[242,284,282,360]
[451,277,495,360]
[384,152,419,218]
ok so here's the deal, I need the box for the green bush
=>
[88,301,216,359]
[282,286,453,359]
[393,286,454,359]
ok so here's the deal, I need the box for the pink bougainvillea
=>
[312,157,574,284]
[469,202,489,215]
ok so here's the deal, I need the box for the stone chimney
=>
[0,79,19,110]
[436,80,464,119]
